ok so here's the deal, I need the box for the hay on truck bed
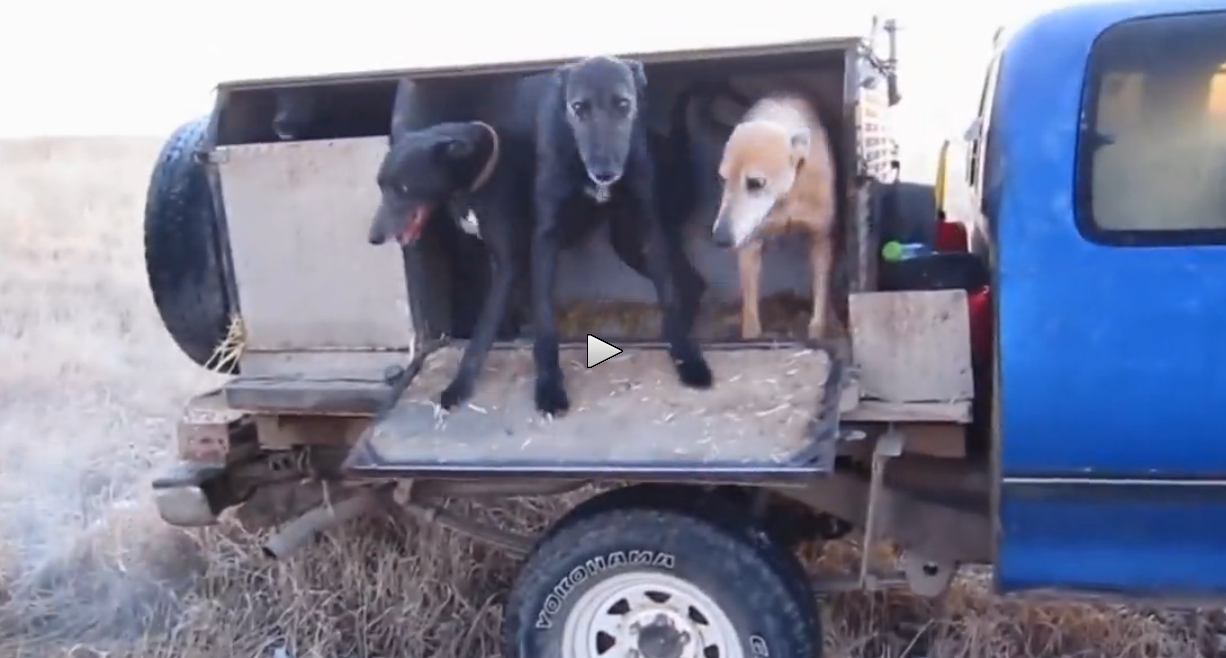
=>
[345,342,857,475]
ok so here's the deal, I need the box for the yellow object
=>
[1208,62,1226,116]
[934,139,950,219]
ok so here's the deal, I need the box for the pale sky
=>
[0,0,1073,139]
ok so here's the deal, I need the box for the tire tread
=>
[503,485,821,658]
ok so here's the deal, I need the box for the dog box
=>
[202,35,900,374]
[148,23,986,483]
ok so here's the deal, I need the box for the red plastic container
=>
[935,220,969,253]
[967,285,992,363]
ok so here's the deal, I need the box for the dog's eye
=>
[399,184,411,195]
[746,177,766,192]
[570,101,591,117]
[612,97,632,113]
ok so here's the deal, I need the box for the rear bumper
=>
[152,388,251,527]
[152,461,226,526]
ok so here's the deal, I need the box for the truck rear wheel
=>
[503,487,821,658]
[144,116,234,371]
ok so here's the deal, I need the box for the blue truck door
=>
[993,5,1226,599]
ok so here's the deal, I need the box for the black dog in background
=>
[530,56,712,415]
[369,57,712,416]
[270,86,391,142]
[272,88,317,141]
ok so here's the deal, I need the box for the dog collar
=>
[469,121,500,192]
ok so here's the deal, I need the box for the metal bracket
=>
[898,550,958,598]
[393,480,535,555]
[858,426,904,587]
[197,147,229,165]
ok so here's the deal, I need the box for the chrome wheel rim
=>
[561,571,744,658]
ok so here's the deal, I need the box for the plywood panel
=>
[217,138,413,352]
[849,290,974,403]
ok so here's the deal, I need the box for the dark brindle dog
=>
[370,56,711,416]
[368,117,529,413]
[370,75,543,412]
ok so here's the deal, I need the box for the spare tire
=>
[144,117,234,372]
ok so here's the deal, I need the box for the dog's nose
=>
[368,225,388,245]
[712,222,734,248]
[591,170,620,185]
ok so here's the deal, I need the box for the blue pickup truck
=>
[947,0,1226,598]
[139,2,1226,657]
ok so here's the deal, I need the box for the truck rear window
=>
[1078,11,1226,244]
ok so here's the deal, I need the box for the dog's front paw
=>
[741,311,763,339]
[672,346,714,389]
[534,377,570,416]
[439,377,474,410]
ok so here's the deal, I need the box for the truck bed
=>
[342,342,849,481]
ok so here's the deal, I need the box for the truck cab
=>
[952,0,1226,599]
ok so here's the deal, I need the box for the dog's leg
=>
[607,218,650,276]
[439,236,520,410]
[609,220,705,340]
[626,181,713,388]
[737,240,764,339]
[808,234,835,340]
[666,226,707,339]
[530,195,570,416]
[647,225,712,387]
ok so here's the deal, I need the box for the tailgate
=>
[343,342,851,482]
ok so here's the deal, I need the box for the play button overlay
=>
[586,334,623,368]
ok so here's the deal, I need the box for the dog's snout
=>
[712,220,735,248]
[368,212,390,245]
[590,170,620,185]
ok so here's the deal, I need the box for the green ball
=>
[882,241,904,262]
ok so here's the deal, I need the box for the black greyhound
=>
[529,56,712,415]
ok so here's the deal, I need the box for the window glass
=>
[1079,11,1226,242]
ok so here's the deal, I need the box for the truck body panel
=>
[985,0,1226,598]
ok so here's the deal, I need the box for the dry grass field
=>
[0,136,1219,658]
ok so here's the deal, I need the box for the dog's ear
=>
[389,78,414,146]
[434,138,473,162]
[554,62,576,87]
[789,127,811,164]
[625,59,648,93]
